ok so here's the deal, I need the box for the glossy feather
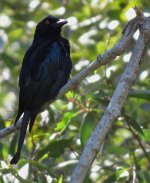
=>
[10,15,72,164]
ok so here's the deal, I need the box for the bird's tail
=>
[29,112,38,132]
[14,108,23,126]
[10,111,30,164]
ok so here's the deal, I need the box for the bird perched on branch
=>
[10,15,72,164]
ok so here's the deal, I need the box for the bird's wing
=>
[18,41,71,110]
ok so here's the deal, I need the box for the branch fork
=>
[70,7,150,183]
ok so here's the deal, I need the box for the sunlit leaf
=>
[55,111,79,132]
[58,175,63,183]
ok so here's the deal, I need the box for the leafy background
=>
[0,0,150,182]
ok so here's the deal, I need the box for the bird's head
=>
[34,15,68,39]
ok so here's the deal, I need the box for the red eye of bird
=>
[45,20,50,25]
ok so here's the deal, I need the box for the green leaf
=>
[0,143,3,158]
[0,176,4,183]
[29,160,57,178]
[55,111,79,133]
[103,168,129,183]
[107,9,122,20]
[80,112,97,146]
[140,129,150,142]
[1,142,8,158]
[137,170,150,183]
[103,174,117,183]
[9,132,19,155]
[1,53,18,68]
[0,115,5,129]
[58,175,63,183]
[129,145,136,165]
[108,145,127,155]
[35,138,73,160]
[8,28,23,40]
[129,90,150,101]
[128,117,144,136]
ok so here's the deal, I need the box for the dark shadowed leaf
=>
[137,170,150,183]
[140,129,150,142]
[128,117,144,135]
[129,90,150,101]
[80,111,98,146]
[35,138,73,160]
[103,168,129,183]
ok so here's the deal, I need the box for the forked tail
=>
[10,111,30,164]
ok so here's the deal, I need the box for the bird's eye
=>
[45,20,50,25]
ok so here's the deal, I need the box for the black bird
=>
[10,15,72,164]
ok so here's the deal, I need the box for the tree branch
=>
[70,7,150,183]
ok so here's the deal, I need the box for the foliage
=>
[0,0,150,182]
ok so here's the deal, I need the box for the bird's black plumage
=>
[10,15,72,164]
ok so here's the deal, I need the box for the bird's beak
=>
[55,19,68,27]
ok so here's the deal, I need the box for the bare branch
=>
[70,9,150,183]
[0,118,22,138]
